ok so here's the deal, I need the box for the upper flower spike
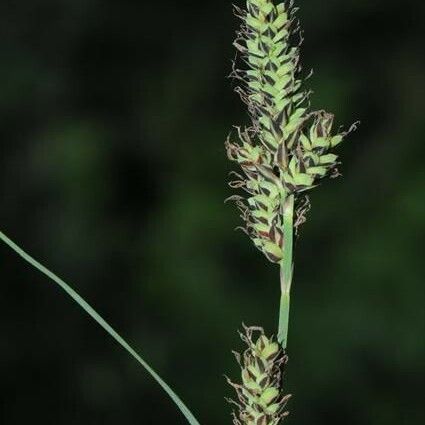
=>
[227,0,353,263]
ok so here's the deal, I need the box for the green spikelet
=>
[226,0,354,264]
[227,326,291,425]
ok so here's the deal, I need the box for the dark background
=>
[0,0,424,424]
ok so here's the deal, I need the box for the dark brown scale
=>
[276,108,287,126]
[256,200,268,211]
[260,89,274,103]
[265,27,274,38]
[312,146,325,155]
[263,74,275,85]
[257,104,271,118]
[244,169,258,180]
[256,216,269,226]
[247,3,258,16]
[265,252,281,263]
[259,230,271,239]
[269,226,277,242]
[250,50,267,59]
[286,183,296,192]
[283,79,294,92]
[263,96,274,108]
[245,23,258,33]
[298,159,307,173]
[258,376,269,388]
[271,119,283,139]
[245,73,258,82]
[268,7,277,21]
[273,165,281,177]
[276,142,287,167]
[261,186,271,197]
[268,61,279,73]
[259,40,270,54]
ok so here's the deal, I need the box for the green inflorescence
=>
[226,2,355,418]
[226,0,353,264]
[227,326,291,425]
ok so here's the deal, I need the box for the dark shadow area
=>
[0,0,423,424]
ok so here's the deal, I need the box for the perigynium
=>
[226,0,355,422]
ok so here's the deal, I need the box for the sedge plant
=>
[0,1,354,424]
[225,1,355,424]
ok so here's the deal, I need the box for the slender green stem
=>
[278,194,294,349]
[0,230,201,425]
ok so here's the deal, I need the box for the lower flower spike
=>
[227,326,291,425]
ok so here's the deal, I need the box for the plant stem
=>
[0,230,201,425]
[278,194,294,349]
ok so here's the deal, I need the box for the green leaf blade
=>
[0,230,201,425]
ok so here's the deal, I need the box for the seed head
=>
[227,0,355,263]
[227,325,291,425]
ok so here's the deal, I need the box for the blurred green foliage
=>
[0,1,424,424]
